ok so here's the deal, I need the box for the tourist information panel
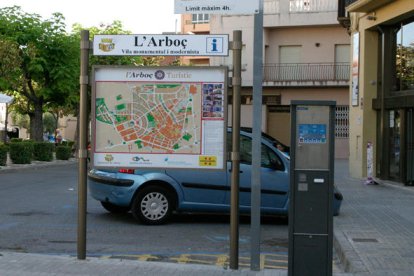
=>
[92,66,227,170]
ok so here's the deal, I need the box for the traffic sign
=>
[93,34,229,56]
[175,0,259,15]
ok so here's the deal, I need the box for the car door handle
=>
[228,170,243,173]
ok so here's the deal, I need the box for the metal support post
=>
[251,0,264,271]
[230,30,242,270]
[77,30,89,260]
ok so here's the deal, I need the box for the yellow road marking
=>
[215,254,228,267]
[170,254,191,264]
[137,254,159,261]
[101,253,289,269]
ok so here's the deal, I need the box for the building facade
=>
[180,13,210,66]
[208,0,351,158]
[338,0,414,184]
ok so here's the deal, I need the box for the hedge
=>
[9,142,33,164]
[56,145,72,160]
[0,144,8,166]
[61,140,75,149]
[33,142,54,161]
[10,138,23,143]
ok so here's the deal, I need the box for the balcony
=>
[337,0,357,28]
[264,0,338,27]
[265,0,338,14]
[263,63,350,86]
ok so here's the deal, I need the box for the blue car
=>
[88,129,343,225]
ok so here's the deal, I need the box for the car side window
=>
[227,132,284,170]
[227,134,253,164]
[240,135,252,164]
[261,144,285,171]
[227,133,232,161]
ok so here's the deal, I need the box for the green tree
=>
[43,112,56,134]
[10,111,29,131]
[0,39,22,90]
[0,6,80,141]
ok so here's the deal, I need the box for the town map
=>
[95,82,202,154]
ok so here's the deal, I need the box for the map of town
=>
[95,82,202,154]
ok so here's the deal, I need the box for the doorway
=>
[389,110,401,180]
[406,108,414,185]
[387,108,414,184]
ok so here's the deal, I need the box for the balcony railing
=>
[263,63,350,82]
[265,0,338,14]
[290,0,337,12]
[185,20,210,25]
[264,0,280,14]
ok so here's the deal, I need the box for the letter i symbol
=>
[211,39,218,52]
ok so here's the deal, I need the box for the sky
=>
[0,0,181,34]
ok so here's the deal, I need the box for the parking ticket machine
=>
[288,101,336,276]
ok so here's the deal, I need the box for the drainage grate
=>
[352,238,379,243]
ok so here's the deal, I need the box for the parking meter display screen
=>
[298,124,327,144]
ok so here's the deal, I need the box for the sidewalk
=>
[333,159,414,275]
[1,158,414,275]
[0,251,284,276]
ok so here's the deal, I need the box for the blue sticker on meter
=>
[298,124,327,144]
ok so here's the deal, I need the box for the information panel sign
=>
[175,0,259,14]
[93,34,229,56]
[92,66,227,170]
[298,124,327,144]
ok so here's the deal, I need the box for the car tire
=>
[101,202,130,213]
[131,186,173,225]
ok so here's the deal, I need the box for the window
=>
[335,44,351,80]
[395,21,414,91]
[261,144,284,171]
[227,134,284,171]
[240,136,252,164]
[279,45,301,64]
[279,45,302,81]
[192,14,209,24]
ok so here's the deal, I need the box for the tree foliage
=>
[0,6,80,141]
[1,7,176,143]
[0,39,22,90]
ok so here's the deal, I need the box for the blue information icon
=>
[206,37,223,54]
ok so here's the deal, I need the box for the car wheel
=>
[101,202,130,213]
[131,186,173,225]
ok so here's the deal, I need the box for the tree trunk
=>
[3,104,9,143]
[31,102,44,141]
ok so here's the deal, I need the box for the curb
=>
[0,159,77,174]
[333,229,368,274]
[376,179,414,193]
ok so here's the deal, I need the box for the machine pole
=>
[230,30,242,270]
[77,29,89,260]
